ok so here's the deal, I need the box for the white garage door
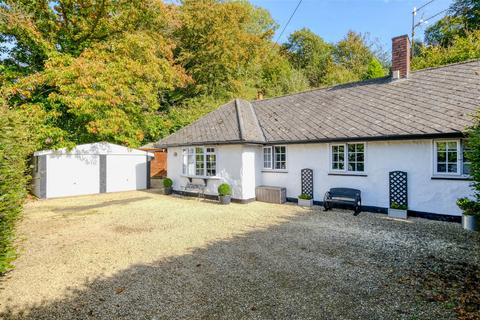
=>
[106,155,147,193]
[46,154,100,198]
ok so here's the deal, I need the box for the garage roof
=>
[34,142,154,157]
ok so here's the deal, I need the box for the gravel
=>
[0,191,479,319]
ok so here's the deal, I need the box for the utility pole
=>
[412,7,417,58]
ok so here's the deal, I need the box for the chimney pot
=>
[391,35,410,79]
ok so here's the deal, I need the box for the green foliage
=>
[284,30,386,87]
[363,58,386,80]
[425,0,480,46]
[283,28,333,87]
[412,30,480,70]
[217,183,232,196]
[457,122,480,216]
[0,107,37,274]
[390,202,407,210]
[298,194,312,200]
[456,198,480,216]
[163,178,173,188]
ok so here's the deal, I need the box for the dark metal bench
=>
[324,188,361,215]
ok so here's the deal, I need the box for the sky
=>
[250,0,453,51]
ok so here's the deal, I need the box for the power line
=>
[416,0,436,12]
[275,0,303,44]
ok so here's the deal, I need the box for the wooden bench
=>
[324,188,361,215]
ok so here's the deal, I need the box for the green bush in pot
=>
[218,183,232,205]
[163,178,173,195]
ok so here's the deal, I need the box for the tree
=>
[363,58,386,80]
[412,30,480,70]
[1,1,189,148]
[425,0,480,46]
[283,28,333,87]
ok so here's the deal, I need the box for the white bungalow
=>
[155,35,480,220]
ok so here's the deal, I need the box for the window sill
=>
[261,169,288,173]
[328,172,367,177]
[181,175,221,180]
[431,175,472,181]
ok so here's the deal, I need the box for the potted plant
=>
[163,178,173,195]
[457,198,480,231]
[388,202,408,219]
[218,183,232,205]
[298,194,313,207]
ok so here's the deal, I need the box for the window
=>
[263,146,287,170]
[182,147,216,176]
[330,143,365,173]
[434,140,469,176]
[263,147,272,169]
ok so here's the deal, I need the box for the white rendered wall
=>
[168,145,249,199]
[46,154,100,198]
[260,140,472,216]
[106,155,148,192]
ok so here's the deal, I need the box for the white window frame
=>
[329,142,366,174]
[263,146,272,169]
[263,145,287,171]
[182,146,217,177]
[433,139,469,176]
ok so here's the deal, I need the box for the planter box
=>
[255,186,286,204]
[163,186,173,195]
[298,198,313,207]
[388,208,407,219]
[462,214,480,232]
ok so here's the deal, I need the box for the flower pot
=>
[388,208,407,219]
[218,195,231,205]
[163,186,173,195]
[462,214,480,232]
[298,198,313,207]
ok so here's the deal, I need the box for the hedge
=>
[0,107,35,274]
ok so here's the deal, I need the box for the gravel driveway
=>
[0,191,479,319]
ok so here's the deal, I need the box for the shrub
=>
[390,202,407,210]
[457,122,480,216]
[163,178,173,188]
[298,194,312,200]
[457,198,480,216]
[217,183,232,196]
[0,107,36,274]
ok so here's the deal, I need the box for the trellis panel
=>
[389,171,408,207]
[301,168,314,198]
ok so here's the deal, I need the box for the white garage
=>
[32,142,154,199]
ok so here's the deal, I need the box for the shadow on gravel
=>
[1,211,479,320]
[51,197,151,214]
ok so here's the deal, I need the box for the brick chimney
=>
[391,35,410,79]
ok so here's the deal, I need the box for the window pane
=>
[448,164,457,173]
[447,142,457,150]
[356,144,364,152]
[356,153,364,162]
[357,163,364,172]
[348,144,355,152]
[437,142,446,151]
[348,163,354,171]
[448,151,457,162]
[338,162,344,170]
[437,151,446,162]
[348,152,355,162]
[437,163,446,173]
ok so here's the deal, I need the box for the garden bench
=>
[183,182,206,199]
[324,188,361,215]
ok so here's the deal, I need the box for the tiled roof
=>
[156,60,480,147]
